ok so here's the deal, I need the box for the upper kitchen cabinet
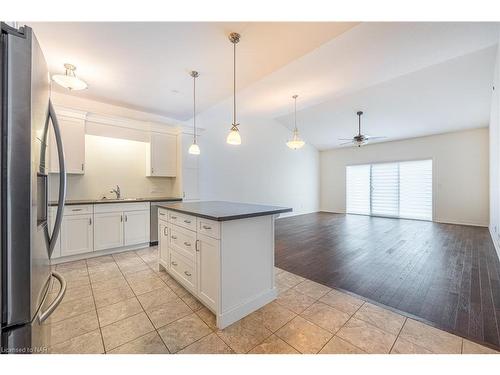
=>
[49,110,86,174]
[146,132,177,177]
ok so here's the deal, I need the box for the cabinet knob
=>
[171,235,177,240]
[184,271,191,277]
[89,218,92,225]
[171,216,177,220]
[171,261,178,266]
[183,241,191,247]
[184,219,191,224]
[202,225,212,230]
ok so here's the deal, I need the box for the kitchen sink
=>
[100,197,142,202]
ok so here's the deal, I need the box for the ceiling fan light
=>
[52,63,87,91]
[188,142,201,155]
[226,125,241,145]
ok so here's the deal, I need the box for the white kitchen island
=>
[157,201,292,329]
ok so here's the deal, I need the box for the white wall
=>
[49,134,175,201]
[489,40,500,257]
[320,128,490,226]
[196,100,320,217]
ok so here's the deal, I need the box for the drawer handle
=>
[183,241,191,247]
[164,227,168,236]
[171,261,178,266]
[171,235,177,240]
[202,225,212,230]
[171,216,177,219]
[72,208,83,211]
[184,219,191,224]
[184,271,191,277]
[159,212,166,216]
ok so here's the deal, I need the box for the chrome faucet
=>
[110,185,121,199]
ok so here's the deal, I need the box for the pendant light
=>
[52,63,88,91]
[226,32,241,145]
[286,94,305,150]
[188,71,200,155]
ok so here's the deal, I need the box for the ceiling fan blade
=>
[339,141,354,145]
[338,138,354,141]
[364,135,387,140]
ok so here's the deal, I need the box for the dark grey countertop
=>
[49,197,182,206]
[157,201,292,221]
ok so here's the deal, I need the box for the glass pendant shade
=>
[226,125,241,145]
[52,63,87,91]
[188,142,201,155]
[286,130,305,150]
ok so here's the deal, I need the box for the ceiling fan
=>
[339,111,386,147]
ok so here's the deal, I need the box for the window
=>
[346,159,432,221]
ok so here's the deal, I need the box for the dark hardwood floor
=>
[275,212,500,349]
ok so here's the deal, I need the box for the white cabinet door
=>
[147,133,177,177]
[94,212,124,251]
[159,222,170,270]
[49,117,85,174]
[196,233,219,310]
[124,210,150,246]
[61,214,93,256]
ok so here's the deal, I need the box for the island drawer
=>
[197,217,220,239]
[169,211,196,231]
[169,250,196,292]
[158,208,168,223]
[169,224,196,261]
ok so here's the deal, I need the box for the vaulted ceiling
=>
[27,22,499,150]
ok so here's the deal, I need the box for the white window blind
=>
[346,160,432,221]
[371,163,399,217]
[346,165,370,215]
[400,160,433,220]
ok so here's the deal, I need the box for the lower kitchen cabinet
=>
[158,207,278,330]
[94,212,124,251]
[124,210,150,246]
[61,214,94,256]
[196,233,219,310]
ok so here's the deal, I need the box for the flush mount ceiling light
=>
[188,70,201,155]
[286,94,305,150]
[52,63,88,91]
[226,32,241,146]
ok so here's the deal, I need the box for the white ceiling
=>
[275,46,497,150]
[27,22,499,149]
[27,22,357,120]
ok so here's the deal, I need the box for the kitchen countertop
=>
[49,197,182,206]
[157,201,292,221]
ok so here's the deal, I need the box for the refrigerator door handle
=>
[38,271,67,323]
[47,99,66,259]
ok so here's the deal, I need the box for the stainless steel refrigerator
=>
[1,23,67,353]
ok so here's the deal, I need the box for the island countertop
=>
[157,200,292,221]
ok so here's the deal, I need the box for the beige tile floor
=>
[47,247,499,354]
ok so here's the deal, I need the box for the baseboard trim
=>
[489,226,500,262]
[50,242,150,264]
[434,218,489,228]
[217,288,277,329]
